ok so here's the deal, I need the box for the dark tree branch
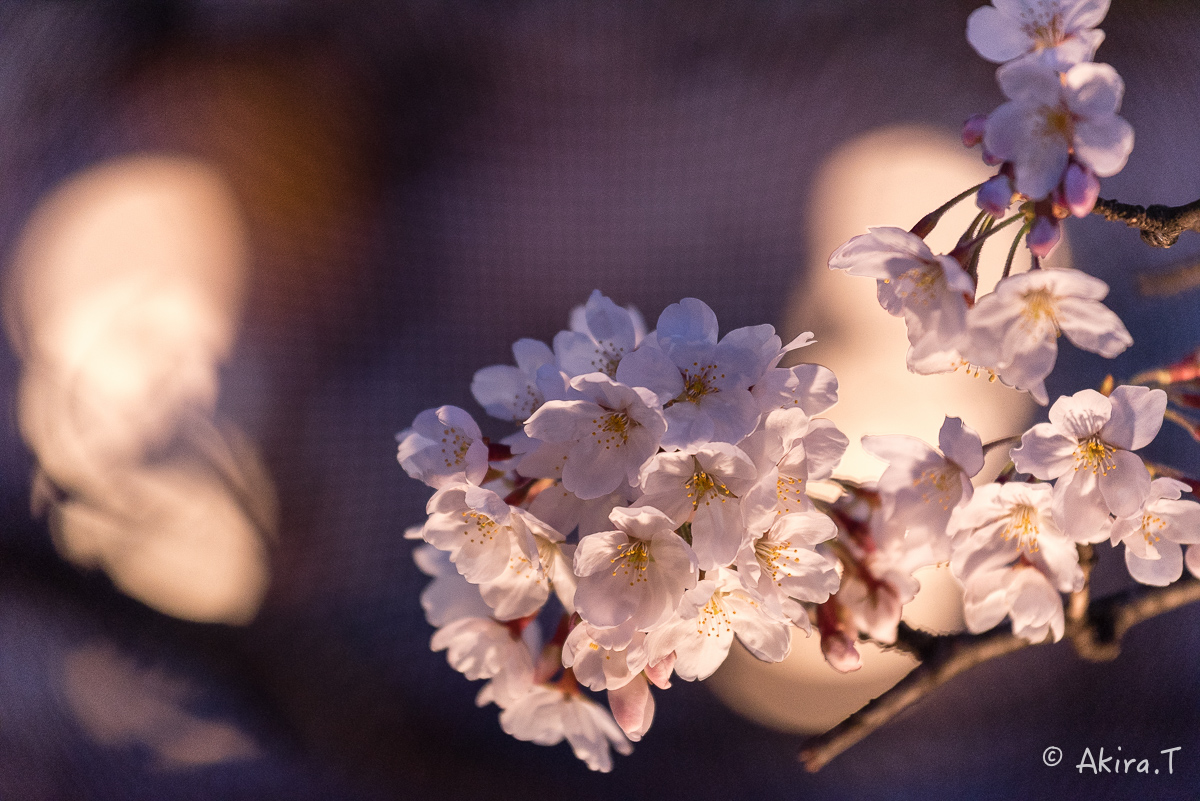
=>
[1092,196,1200,248]
[799,575,1200,772]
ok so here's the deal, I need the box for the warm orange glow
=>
[709,125,1069,732]
[7,156,274,625]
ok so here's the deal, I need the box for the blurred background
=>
[0,1,1199,798]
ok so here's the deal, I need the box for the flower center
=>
[1140,511,1166,545]
[1003,503,1041,553]
[1074,435,1116,475]
[591,411,634,448]
[1024,13,1065,50]
[669,363,724,407]
[754,537,791,586]
[889,263,943,306]
[460,510,498,545]
[696,595,733,637]
[914,466,958,510]
[440,427,472,470]
[685,460,738,510]
[610,540,652,584]
[1037,105,1075,145]
[1020,288,1060,334]
[775,474,806,515]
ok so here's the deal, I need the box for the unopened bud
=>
[1026,215,1062,258]
[961,114,988,148]
[976,173,1014,217]
[1063,162,1101,218]
[981,148,1003,167]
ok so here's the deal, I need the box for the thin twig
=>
[1092,196,1200,248]
[799,575,1200,771]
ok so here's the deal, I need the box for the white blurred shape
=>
[709,125,1055,732]
[6,156,274,625]
[65,642,261,769]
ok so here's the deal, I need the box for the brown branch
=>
[1092,196,1200,248]
[799,574,1200,772]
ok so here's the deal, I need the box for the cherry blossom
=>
[471,338,565,424]
[422,482,541,585]
[561,624,648,692]
[1109,477,1200,586]
[572,506,699,635]
[967,0,1109,70]
[734,510,840,629]
[861,416,985,563]
[959,268,1132,404]
[523,373,666,500]
[634,442,757,570]
[498,681,633,772]
[1011,385,1167,542]
[828,227,974,374]
[739,407,849,534]
[949,481,1083,642]
[396,405,489,488]
[643,568,793,682]
[614,297,808,450]
[554,290,645,379]
[984,59,1133,201]
[751,362,838,417]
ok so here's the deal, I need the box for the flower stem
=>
[910,182,986,238]
[1001,220,1032,279]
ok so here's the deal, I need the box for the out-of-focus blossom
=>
[984,59,1133,201]
[1111,478,1200,586]
[967,0,1109,70]
[960,268,1132,404]
[949,481,1083,642]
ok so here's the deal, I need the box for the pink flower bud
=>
[981,148,1003,167]
[961,114,988,148]
[1063,162,1101,218]
[1026,215,1062,258]
[976,173,1014,217]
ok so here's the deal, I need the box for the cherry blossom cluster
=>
[826,2,1138,406]
[964,0,1133,254]
[397,291,884,770]
[390,0,1200,774]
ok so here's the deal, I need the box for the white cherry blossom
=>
[554,290,645,379]
[422,483,541,585]
[523,373,666,500]
[959,268,1132,404]
[471,338,561,423]
[572,506,699,635]
[828,227,974,374]
[634,442,758,571]
[1110,477,1200,586]
[614,298,808,450]
[1011,386,1167,542]
[751,362,838,417]
[949,481,1084,642]
[643,568,793,682]
[561,624,648,692]
[984,59,1134,200]
[739,407,849,534]
[396,405,489,488]
[862,416,985,563]
[734,510,840,629]
[967,0,1109,70]
[498,683,633,772]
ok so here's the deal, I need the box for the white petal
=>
[1101,385,1166,451]
[1125,541,1183,587]
[1098,450,1152,518]
[966,5,1031,63]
